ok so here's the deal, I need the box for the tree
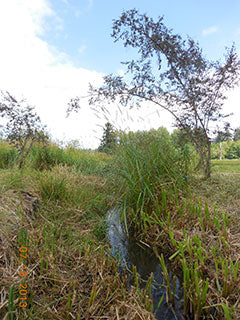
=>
[0,91,48,168]
[225,140,240,159]
[98,122,117,154]
[213,122,233,159]
[120,127,171,147]
[233,127,240,141]
[214,122,232,143]
[68,9,240,178]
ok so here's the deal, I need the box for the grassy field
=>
[212,159,240,174]
[0,143,239,320]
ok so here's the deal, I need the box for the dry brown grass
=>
[0,166,155,320]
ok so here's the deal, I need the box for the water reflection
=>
[106,207,186,320]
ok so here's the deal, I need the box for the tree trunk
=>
[204,141,211,178]
[18,139,34,169]
[197,141,211,179]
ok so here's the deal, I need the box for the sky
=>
[0,0,239,148]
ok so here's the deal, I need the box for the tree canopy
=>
[214,122,233,143]
[68,9,240,177]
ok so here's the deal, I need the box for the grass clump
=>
[112,133,193,232]
[39,174,68,203]
[29,144,111,175]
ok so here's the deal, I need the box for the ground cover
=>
[0,153,154,319]
[119,160,240,319]
[0,142,239,319]
[212,159,240,174]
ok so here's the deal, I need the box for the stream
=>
[106,207,188,320]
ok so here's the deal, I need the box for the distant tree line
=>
[211,140,240,159]
[98,122,240,161]
[212,125,240,159]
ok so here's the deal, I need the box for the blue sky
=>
[45,0,240,72]
[0,0,239,148]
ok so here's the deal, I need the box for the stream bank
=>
[106,207,189,320]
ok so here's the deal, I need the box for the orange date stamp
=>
[18,246,28,308]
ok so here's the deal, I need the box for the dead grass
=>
[0,165,154,320]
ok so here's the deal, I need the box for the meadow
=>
[0,140,239,319]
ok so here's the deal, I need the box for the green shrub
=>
[63,147,109,175]
[225,140,240,159]
[27,144,110,175]
[29,145,65,170]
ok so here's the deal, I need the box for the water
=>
[106,207,187,320]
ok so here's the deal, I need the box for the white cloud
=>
[0,0,104,148]
[202,26,218,36]
[117,69,125,77]
[0,0,176,149]
[78,45,87,54]
[223,89,240,130]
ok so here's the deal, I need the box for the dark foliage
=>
[98,122,117,154]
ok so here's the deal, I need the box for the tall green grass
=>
[28,145,110,175]
[0,141,111,175]
[112,134,193,231]
[0,142,18,168]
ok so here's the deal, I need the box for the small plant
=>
[39,174,68,202]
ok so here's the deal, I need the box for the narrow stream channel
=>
[106,207,188,320]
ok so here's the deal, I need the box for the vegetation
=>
[112,133,240,319]
[0,91,48,168]
[98,122,118,154]
[68,9,240,178]
[0,120,240,320]
[0,143,155,320]
[233,127,240,141]
[113,129,193,230]
[211,140,240,159]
